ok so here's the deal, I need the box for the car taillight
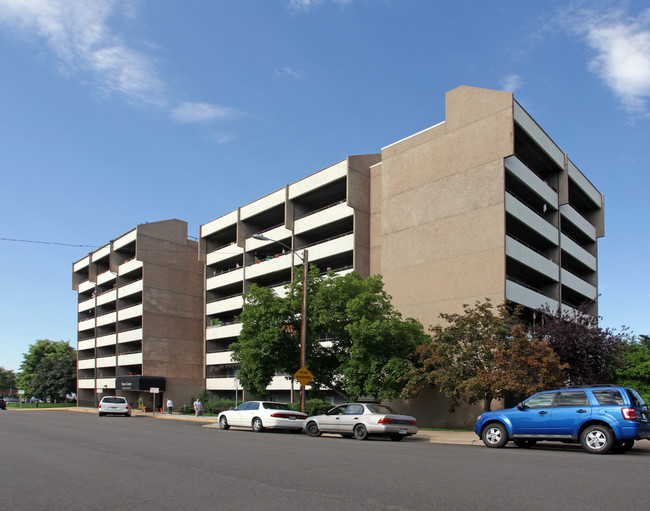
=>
[125,404,129,409]
[621,407,636,420]
[378,418,393,424]
[270,413,306,418]
[98,403,102,408]
[411,420,417,426]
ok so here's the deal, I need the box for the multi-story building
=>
[199,155,380,401]
[72,219,204,409]
[198,86,604,419]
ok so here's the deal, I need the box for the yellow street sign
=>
[294,366,314,386]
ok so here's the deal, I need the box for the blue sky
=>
[1,0,649,372]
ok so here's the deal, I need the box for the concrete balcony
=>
[96,312,117,327]
[206,296,243,316]
[267,376,296,391]
[118,328,143,343]
[505,156,559,208]
[118,304,143,321]
[78,339,95,350]
[561,269,597,301]
[78,318,95,332]
[506,236,559,281]
[306,233,354,262]
[119,258,143,276]
[207,268,244,290]
[96,333,117,347]
[118,279,143,298]
[97,289,116,306]
[92,244,111,262]
[78,379,95,389]
[96,378,115,389]
[245,253,292,279]
[206,244,244,266]
[245,225,292,253]
[505,192,559,245]
[118,352,143,366]
[206,351,235,365]
[560,204,596,241]
[206,322,242,340]
[206,377,239,391]
[78,359,95,370]
[113,229,136,250]
[96,356,116,368]
[294,202,353,235]
[506,279,559,311]
[568,159,602,208]
[96,270,117,286]
[78,297,95,313]
[271,284,288,298]
[560,234,597,271]
[78,280,95,294]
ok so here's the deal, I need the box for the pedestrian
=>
[193,398,203,417]
[166,398,173,415]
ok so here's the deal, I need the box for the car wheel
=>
[354,424,369,440]
[305,421,322,437]
[252,417,264,432]
[580,424,614,454]
[482,422,508,448]
[513,439,537,448]
[98,412,104,417]
[389,434,406,442]
[219,416,230,430]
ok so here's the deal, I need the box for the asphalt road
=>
[2,409,649,510]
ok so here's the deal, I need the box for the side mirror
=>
[517,402,525,411]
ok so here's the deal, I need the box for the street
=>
[2,409,649,510]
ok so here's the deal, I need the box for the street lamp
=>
[252,234,308,413]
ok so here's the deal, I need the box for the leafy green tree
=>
[403,300,566,411]
[231,269,429,401]
[612,335,650,403]
[532,303,626,385]
[16,339,76,400]
[0,366,16,393]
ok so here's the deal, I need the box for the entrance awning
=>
[115,376,166,392]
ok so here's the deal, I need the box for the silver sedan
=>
[303,403,418,441]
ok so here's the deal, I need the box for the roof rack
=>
[562,384,618,389]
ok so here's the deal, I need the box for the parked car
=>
[98,396,131,417]
[0,398,5,410]
[304,403,418,441]
[474,385,650,454]
[218,401,307,432]
[4,397,20,404]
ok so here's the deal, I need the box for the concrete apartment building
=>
[72,86,604,423]
[72,220,204,409]
[198,86,604,419]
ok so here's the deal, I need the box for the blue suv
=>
[474,385,650,454]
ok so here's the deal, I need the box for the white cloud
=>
[566,5,650,115]
[275,66,303,78]
[0,0,238,125]
[287,0,353,12]
[171,102,240,123]
[501,74,523,93]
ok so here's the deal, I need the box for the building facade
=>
[72,219,204,409]
[72,86,604,425]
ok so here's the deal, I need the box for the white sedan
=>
[218,401,307,433]
[304,403,418,441]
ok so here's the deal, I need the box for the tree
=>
[402,300,567,411]
[611,335,650,403]
[16,339,77,400]
[231,269,429,401]
[0,366,16,393]
[532,302,626,385]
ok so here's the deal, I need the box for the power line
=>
[0,237,100,249]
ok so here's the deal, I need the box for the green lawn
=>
[6,402,77,409]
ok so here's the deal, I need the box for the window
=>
[524,393,556,409]
[344,404,364,415]
[592,390,624,406]
[556,391,589,407]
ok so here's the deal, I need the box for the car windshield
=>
[263,403,292,410]
[366,404,394,414]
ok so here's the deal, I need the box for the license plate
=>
[289,416,296,420]
[399,429,407,434]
